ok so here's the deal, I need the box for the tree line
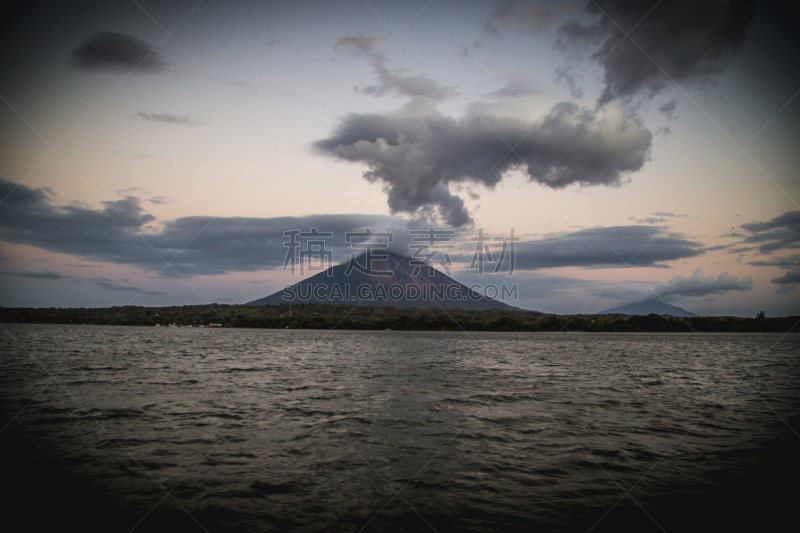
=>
[1,303,796,333]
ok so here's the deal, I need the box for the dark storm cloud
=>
[510,226,704,270]
[71,32,168,72]
[556,0,757,103]
[739,210,800,253]
[315,100,652,226]
[135,113,200,125]
[0,179,407,277]
[334,35,457,101]
[600,268,752,302]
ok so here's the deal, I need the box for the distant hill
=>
[597,299,699,317]
[247,251,519,310]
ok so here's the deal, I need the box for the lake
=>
[1,325,799,532]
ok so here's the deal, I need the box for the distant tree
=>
[757,311,766,319]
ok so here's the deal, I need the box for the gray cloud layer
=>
[772,269,800,290]
[2,268,168,295]
[71,32,168,72]
[557,0,757,103]
[1,180,705,278]
[0,179,405,277]
[656,268,752,298]
[510,226,704,270]
[316,100,652,226]
[601,268,752,303]
[739,210,800,254]
[749,255,800,269]
[724,211,800,292]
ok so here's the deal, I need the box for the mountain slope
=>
[248,251,517,310]
[597,299,699,317]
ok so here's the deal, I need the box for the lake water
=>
[1,325,799,532]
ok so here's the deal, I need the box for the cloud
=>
[333,35,384,60]
[4,270,72,280]
[148,196,172,205]
[771,269,800,291]
[485,73,541,98]
[659,100,678,120]
[0,180,706,281]
[459,269,604,305]
[71,32,168,72]
[657,268,752,298]
[602,268,752,303]
[458,39,486,59]
[135,113,201,125]
[0,181,156,262]
[739,210,800,253]
[333,35,456,101]
[115,186,147,195]
[360,66,458,101]
[554,19,607,54]
[554,66,584,98]
[0,179,410,277]
[484,1,561,37]
[315,99,652,225]
[556,0,757,103]
[749,255,800,269]
[748,252,800,292]
[630,212,687,224]
[93,278,166,296]
[1,267,167,295]
[508,226,704,270]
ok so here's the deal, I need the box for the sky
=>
[1,0,799,316]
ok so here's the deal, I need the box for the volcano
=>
[247,251,517,310]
